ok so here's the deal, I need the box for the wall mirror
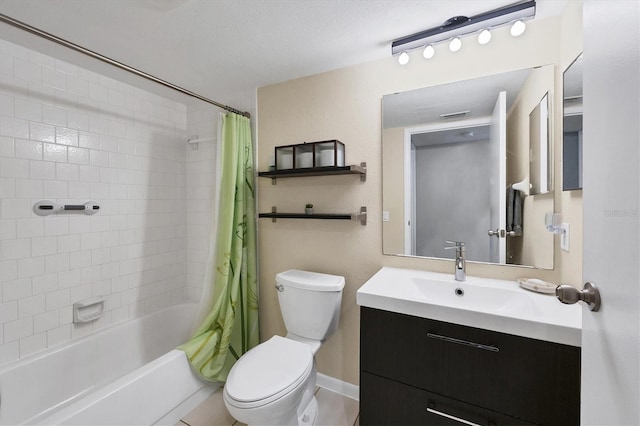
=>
[382,66,555,269]
[563,54,583,191]
[529,93,551,195]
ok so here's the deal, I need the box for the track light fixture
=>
[392,0,535,61]
[449,37,462,52]
[398,51,410,65]
[477,29,492,45]
[510,19,527,36]
[422,44,435,59]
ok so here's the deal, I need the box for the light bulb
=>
[398,51,409,65]
[422,45,435,59]
[478,29,492,45]
[510,20,526,37]
[449,37,462,52]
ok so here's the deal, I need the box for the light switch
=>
[382,211,390,222]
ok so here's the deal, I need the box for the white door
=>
[581,1,639,423]
[489,91,507,263]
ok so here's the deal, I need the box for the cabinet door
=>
[360,372,537,426]
[360,307,580,425]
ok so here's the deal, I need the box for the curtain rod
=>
[0,13,250,118]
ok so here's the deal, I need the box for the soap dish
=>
[517,278,557,294]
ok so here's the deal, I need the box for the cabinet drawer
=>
[360,307,580,425]
[360,372,536,426]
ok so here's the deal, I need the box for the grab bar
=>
[34,200,100,216]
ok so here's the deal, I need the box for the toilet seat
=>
[225,336,313,409]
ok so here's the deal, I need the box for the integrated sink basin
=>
[410,276,539,316]
[357,267,581,346]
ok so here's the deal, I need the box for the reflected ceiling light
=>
[423,44,435,59]
[398,51,410,65]
[478,29,492,44]
[391,0,535,60]
[449,37,462,52]
[510,19,527,36]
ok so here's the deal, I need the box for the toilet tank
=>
[276,270,345,341]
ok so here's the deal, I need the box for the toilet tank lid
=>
[276,269,345,292]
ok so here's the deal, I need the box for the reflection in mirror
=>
[382,67,555,269]
[529,93,551,195]
[563,54,583,191]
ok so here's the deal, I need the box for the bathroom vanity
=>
[357,267,581,425]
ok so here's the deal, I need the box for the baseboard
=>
[316,373,359,401]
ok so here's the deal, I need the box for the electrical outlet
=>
[560,223,570,252]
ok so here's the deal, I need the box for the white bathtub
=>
[0,303,217,425]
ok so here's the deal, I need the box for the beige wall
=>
[257,5,582,386]
[381,127,404,254]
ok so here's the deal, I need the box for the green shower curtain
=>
[179,112,259,382]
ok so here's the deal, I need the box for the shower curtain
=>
[180,112,259,382]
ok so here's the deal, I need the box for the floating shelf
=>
[259,206,367,225]
[258,162,366,184]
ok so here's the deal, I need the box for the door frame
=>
[403,117,492,255]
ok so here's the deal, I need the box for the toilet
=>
[223,269,345,426]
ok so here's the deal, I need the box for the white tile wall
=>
[185,103,219,302]
[0,39,190,364]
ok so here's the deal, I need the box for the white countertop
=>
[357,267,582,347]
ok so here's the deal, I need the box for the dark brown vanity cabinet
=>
[360,307,581,425]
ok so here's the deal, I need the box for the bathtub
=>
[0,303,217,425]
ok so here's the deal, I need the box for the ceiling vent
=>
[440,110,470,120]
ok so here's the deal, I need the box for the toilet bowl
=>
[223,336,317,426]
[223,270,345,426]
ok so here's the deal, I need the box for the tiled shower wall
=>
[185,103,218,302]
[0,39,189,365]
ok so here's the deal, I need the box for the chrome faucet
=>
[445,241,466,282]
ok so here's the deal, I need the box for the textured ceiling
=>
[0,0,566,109]
[383,68,532,129]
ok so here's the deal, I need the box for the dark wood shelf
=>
[258,163,366,183]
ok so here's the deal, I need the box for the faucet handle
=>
[445,240,465,250]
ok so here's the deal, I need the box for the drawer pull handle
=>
[427,332,499,352]
[426,408,481,426]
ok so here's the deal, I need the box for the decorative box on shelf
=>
[275,140,345,170]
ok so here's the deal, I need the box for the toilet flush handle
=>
[275,284,284,292]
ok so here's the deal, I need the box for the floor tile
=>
[314,388,359,426]
[181,388,236,426]
[180,385,359,426]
